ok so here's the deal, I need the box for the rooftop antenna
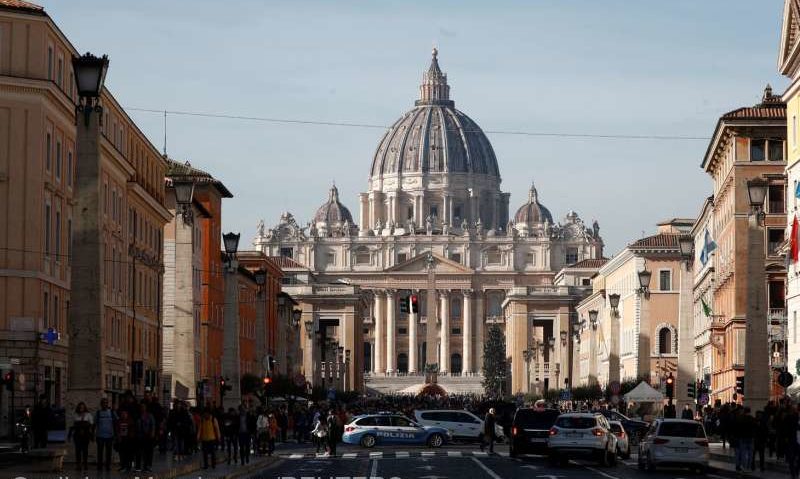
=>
[163,110,168,156]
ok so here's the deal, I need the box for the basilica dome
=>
[514,183,553,226]
[369,49,500,181]
[314,184,353,225]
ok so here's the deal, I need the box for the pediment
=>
[779,0,800,76]
[385,252,473,274]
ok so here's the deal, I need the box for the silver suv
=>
[548,412,618,466]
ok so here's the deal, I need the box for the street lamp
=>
[291,309,302,328]
[172,178,195,224]
[637,268,652,298]
[637,264,653,383]
[523,348,535,392]
[304,318,314,338]
[222,232,240,257]
[560,330,568,346]
[747,178,769,223]
[678,235,694,260]
[72,52,109,124]
[588,310,599,330]
[608,294,620,313]
[548,336,556,350]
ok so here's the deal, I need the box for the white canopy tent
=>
[623,381,664,403]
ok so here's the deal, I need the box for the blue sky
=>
[40,0,787,253]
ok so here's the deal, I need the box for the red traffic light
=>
[411,295,418,304]
[220,379,226,386]
[263,376,272,385]
[3,372,11,382]
[666,376,674,385]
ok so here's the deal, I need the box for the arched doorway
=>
[451,353,462,375]
[397,353,409,374]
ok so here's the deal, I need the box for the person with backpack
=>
[70,402,93,472]
[198,408,221,469]
[94,398,116,471]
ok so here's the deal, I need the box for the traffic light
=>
[665,373,674,399]
[266,355,276,374]
[2,371,13,391]
[735,376,745,395]
[219,377,232,399]
[410,294,419,313]
[263,376,272,386]
[400,295,409,314]
[687,381,696,399]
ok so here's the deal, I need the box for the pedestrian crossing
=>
[280,450,510,460]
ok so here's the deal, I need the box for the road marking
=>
[581,464,622,479]
[447,451,462,457]
[497,452,509,457]
[521,464,539,470]
[370,458,379,478]
[470,456,504,479]
[288,453,304,459]
[417,465,435,471]
[473,451,488,456]
[396,451,410,458]
[707,475,729,479]
[422,451,435,457]
[342,453,357,459]
[369,451,383,458]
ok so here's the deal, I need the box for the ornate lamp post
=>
[221,232,241,408]
[745,178,769,410]
[637,266,652,383]
[607,293,621,384]
[675,235,696,411]
[254,268,267,376]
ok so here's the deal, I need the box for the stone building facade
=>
[254,50,604,394]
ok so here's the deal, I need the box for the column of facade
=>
[386,290,397,374]
[442,193,450,225]
[408,291,418,374]
[439,291,450,373]
[373,292,385,374]
[462,290,473,374]
[475,291,485,373]
[359,193,369,235]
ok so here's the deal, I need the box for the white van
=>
[413,410,504,442]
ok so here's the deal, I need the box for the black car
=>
[509,408,560,457]
[597,410,648,444]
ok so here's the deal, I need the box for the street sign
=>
[609,380,621,395]
[327,386,336,401]
[699,393,709,406]
[560,389,571,401]
[778,371,794,388]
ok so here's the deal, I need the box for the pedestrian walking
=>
[94,398,116,471]
[222,407,239,464]
[115,409,136,472]
[256,409,269,454]
[69,402,93,472]
[269,413,279,456]
[135,402,156,473]
[735,407,756,472]
[198,409,221,469]
[681,405,694,420]
[753,410,768,472]
[326,412,338,457]
[238,406,252,465]
[480,408,497,453]
[311,412,328,454]
[31,395,50,449]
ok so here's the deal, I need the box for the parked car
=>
[414,410,503,442]
[637,418,709,473]
[342,413,450,448]
[609,420,630,459]
[548,413,618,466]
[597,409,649,445]
[509,408,560,457]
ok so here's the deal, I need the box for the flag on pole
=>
[699,229,717,266]
[791,215,799,264]
[701,298,712,317]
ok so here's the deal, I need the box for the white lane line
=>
[707,475,729,479]
[370,458,379,478]
[369,451,383,458]
[473,451,489,456]
[497,452,509,457]
[581,464,622,479]
[342,453,357,459]
[470,456,504,479]
[448,451,462,457]
[396,451,410,458]
[288,453,304,459]
[422,451,435,457]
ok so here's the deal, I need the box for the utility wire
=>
[127,107,710,142]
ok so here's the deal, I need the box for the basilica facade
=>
[253,50,605,394]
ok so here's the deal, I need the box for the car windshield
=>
[555,416,597,429]
[658,422,705,438]
[610,423,623,433]
[514,409,560,429]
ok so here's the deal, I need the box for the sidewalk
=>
[0,443,277,479]
[708,442,789,474]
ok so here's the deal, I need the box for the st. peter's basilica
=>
[253,49,606,395]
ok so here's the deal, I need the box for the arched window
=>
[658,327,672,355]
[487,293,503,317]
[451,353,462,374]
[397,353,408,374]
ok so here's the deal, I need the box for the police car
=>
[342,413,451,448]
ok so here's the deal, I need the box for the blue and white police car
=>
[342,413,451,448]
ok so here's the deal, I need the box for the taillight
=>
[615,431,625,438]
[512,427,518,436]
[592,428,604,437]
[653,438,670,445]
[549,427,558,436]
[345,426,355,432]
[695,439,709,447]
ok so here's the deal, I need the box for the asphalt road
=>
[244,442,787,479]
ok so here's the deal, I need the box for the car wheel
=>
[360,434,376,448]
[597,449,609,467]
[427,433,444,448]
[607,449,617,467]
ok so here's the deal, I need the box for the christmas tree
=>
[482,325,507,398]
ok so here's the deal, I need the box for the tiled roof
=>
[0,0,44,13]
[165,158,233,198]
[629,233,680,249]
[567,258,608,269]
[268,256,308,270]
[721,86,786,121]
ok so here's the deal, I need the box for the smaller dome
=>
[314,184,354,225]
[514,183,553,225]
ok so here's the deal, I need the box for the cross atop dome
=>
[418,47,451,106]
[528,182,538,203]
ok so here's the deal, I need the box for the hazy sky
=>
[39,0,787,253]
